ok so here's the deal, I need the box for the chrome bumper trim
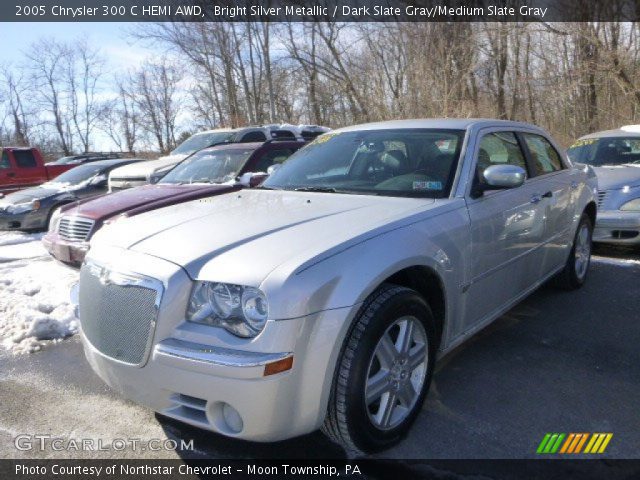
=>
[155,338,292,368]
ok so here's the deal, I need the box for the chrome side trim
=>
[155,338,292,368]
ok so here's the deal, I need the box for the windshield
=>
[47,164,104,185]
[160,148,254,184]
[262,129,464,197]
[171,132,234,156]
[567,137,640,166]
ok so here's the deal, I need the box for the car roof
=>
[193,128,235,135]
[333,118,539,133]
[579,128,640,140]
[196,141,302,155]
[80,158,144,168]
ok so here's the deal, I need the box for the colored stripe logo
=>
[537,433,612,454]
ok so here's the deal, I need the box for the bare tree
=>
[132,58,183,153]
[26,38,73,154]
[2,67,31,145]
[66,40,107,152]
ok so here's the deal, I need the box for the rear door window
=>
[522,133,564,176]
[13,150,37,168]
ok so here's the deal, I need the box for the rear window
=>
[13,150,37,168]
[567,137,640,166]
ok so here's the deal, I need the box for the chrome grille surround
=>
[58,216,95,242]
[79,261,164,367]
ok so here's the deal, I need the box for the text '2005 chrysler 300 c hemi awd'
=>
[77,119,597,454]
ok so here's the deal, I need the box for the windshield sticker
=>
[413,181,443,191]
[570,138,597,148]
[313,132,339,144]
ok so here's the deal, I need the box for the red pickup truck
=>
[0,147,75,196]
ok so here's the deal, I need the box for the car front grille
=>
[58,216,95,242]
[597,190,608,208]
[79,262,163,366]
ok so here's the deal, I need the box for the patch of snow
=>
[0,232,78,354]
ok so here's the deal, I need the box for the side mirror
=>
[267,164,282,175]
[238,172,269,187]
[475,164,526,196]
[89,173,108,186]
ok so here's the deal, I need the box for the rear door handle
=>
[542,191,553,198]
[531,194,542,204]
[571,181,579,189]
[7,172,16,178]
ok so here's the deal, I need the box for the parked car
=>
[44,140,303,267]
[48,152,123,165]
[0,147,78,196]
[108,125,329,191]
[76,119,596,454]
[567,125,640,246]
[0,158,142,231]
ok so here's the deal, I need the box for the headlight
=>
[620,198,640,211]
[6,199,40,214]
[186,282,269,338]
[48,208,63,232]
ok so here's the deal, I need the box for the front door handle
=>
[571,181,579,189]
[7,172,16,178]
[531,194,542,204]
[542,191,553,198]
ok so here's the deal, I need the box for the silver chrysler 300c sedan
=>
[76,119,597,454]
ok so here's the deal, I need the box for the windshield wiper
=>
[293,186,339,193]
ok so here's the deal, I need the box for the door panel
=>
[13,150,45,190]
[520,133,575,273]
[463,130,547,330]
[0,150,18,194]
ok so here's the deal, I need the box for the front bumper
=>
[594,210,640,245]
[79,246,353,442]
[42,231,89,268]
[0,210,46,231]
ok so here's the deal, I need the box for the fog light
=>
[264,356,294,376]
[222,403,243,433]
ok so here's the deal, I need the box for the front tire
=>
[322,284,437,454]
[553,213,593,290]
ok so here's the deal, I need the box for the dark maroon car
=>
[42,140,303,267]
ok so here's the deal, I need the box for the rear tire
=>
[322,283,437,455]
[553,213,593,290]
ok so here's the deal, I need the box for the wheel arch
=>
[584,201,596,226]
[382,265,446,349]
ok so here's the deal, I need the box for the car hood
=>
[68,183,233,221]
[109,156,185,179]
[94,189,439,282]
[593,165,640,190]
[0,186,63,204]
